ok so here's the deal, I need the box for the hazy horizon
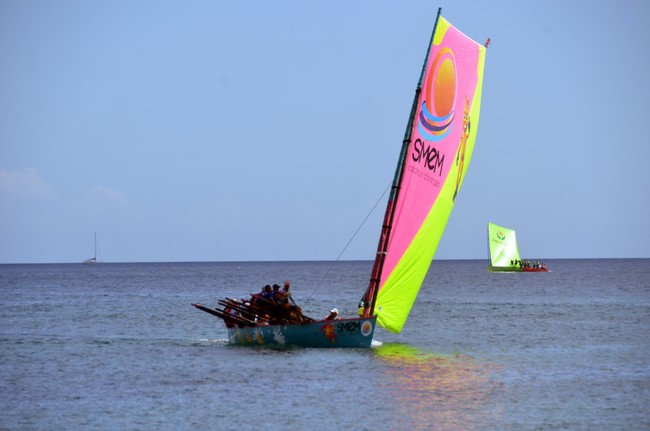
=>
[2,1,649,263]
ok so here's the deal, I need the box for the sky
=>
[1,0,649,263]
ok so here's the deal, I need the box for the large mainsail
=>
[488,222,521,267]
[362,10,487,333]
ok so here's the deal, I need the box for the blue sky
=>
[1,0,649,263]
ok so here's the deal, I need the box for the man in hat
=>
[324,308,340,321]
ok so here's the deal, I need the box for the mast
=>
[487,222,491,264]
[362,7,442,318]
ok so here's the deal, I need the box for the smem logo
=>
[417,47,457,142]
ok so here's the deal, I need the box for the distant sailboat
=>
[487,222,547,272]
[192,8,488,347]
[83,232,99,265]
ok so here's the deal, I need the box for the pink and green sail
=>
[367,14,487,333]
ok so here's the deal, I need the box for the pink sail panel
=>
[381,18,481,284]
[375,17,485,333]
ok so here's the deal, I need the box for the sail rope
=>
[305,182,391,304]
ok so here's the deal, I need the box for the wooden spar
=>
[220,299,288,325]
[192,303,256,327]
[193,281,319,331]
[362,7,443,318]
[218,299,259,322]
[237,297,316,325]
[192,295,317,329]
[192,303,255,326]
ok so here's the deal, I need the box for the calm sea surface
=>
[1,259,649,430]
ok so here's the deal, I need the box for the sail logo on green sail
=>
[497,230,506,240]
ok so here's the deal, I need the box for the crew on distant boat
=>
[507,259,547,270]
[324,308,340,321]
[530,261,547,270]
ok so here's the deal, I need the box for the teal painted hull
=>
[227,316,377,348]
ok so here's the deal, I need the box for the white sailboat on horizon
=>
[83,232,99,265]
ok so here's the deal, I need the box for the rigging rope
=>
[305,182,391,304]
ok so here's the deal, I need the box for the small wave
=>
[197,338,228,344]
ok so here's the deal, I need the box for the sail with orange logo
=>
[361,9,487,333]
[194,8,488,347]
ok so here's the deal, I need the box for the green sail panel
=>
[372,16,487,334]
[487,222,522,268]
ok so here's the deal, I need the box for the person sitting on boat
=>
[223,298,247,328]
[256,313,270,326]
[251,285,267,303]
[273,283,288,304]
[223,303,237,328]
[251,285,273,304]
[283,280,297,306]
[324,308,340,321]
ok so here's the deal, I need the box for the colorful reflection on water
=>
[374,343,501,431]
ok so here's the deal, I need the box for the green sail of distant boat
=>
[487,222,521,271]
[487,222,548,272]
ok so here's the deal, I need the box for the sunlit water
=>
[1,259,648,430]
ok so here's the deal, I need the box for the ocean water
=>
[1,259,648,430]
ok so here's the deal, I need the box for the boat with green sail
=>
[487,222,548,272]
[193,8,488,347]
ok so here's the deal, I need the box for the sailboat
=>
[83,231,98,265]
[192,8,488,347]
[487,222,548,272]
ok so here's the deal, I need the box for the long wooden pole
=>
[362,7,442,318]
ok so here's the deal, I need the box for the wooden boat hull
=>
[226,316,377,348]
[487,265,522,272]
[488,265,548,273]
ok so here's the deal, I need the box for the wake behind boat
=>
[193,8,488,347]
[487,222,548,272]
